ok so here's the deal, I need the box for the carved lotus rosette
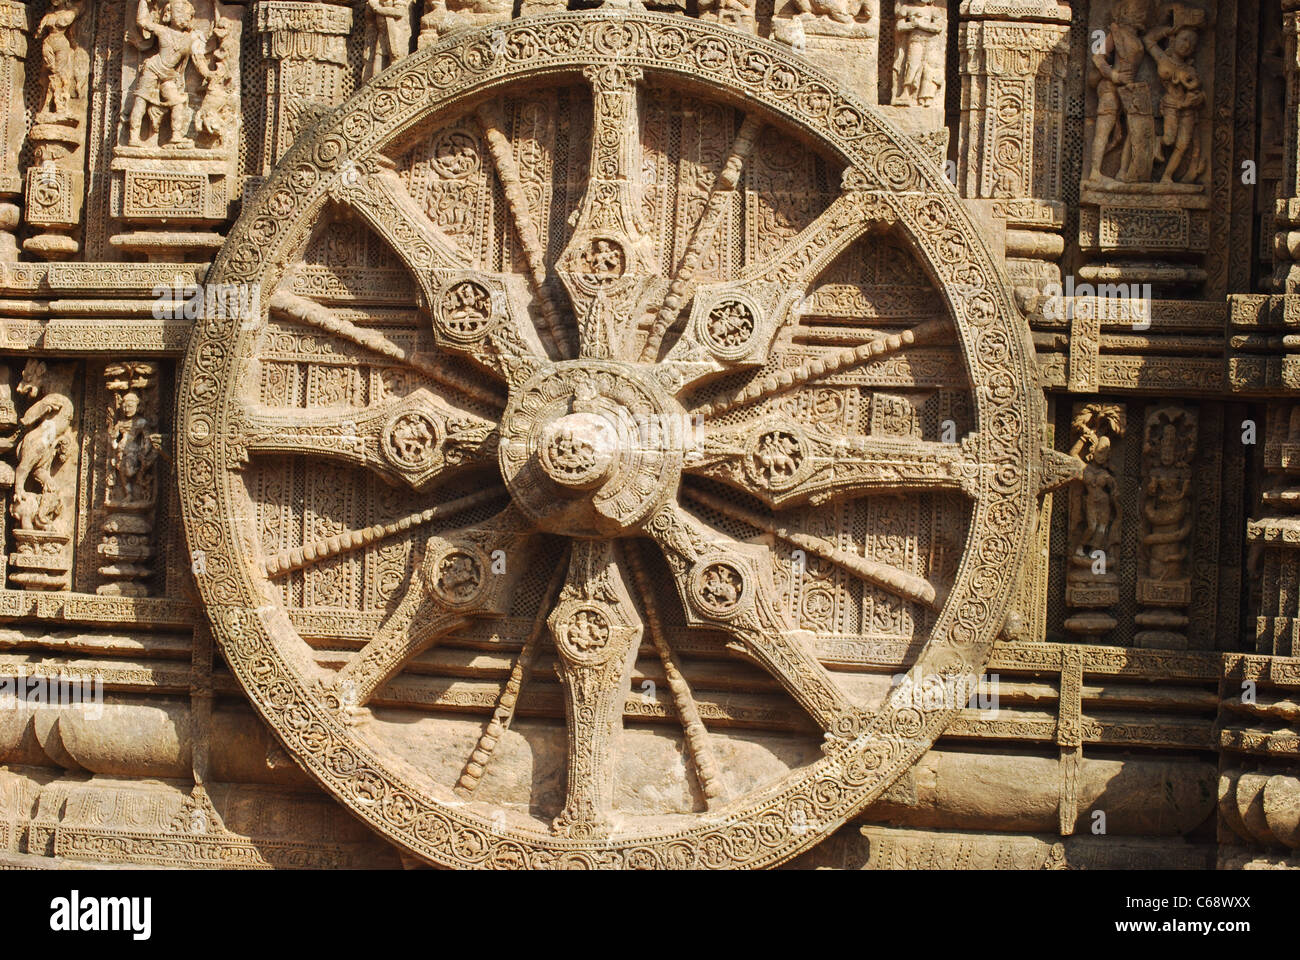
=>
[180,12,1042,868]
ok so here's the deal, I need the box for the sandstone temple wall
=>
[0,0,1294,870]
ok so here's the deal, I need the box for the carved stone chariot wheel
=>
[180,12,1054,868]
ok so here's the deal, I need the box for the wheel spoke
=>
[640,114,764,363]
[626,548,726,809]
[231,388,498,490]
[268,289,503,410]
[455,550,569,796]
[262,488,507,579]
[335,506,535,707]
[422,271,550,385]
[548,539,644,839]
[555,65,658,360]
[660,178,900,389]
[682,486,939,609]
[475,100,572,359]
[689,422,982,508]
[643,502,868,742]
[327,154,472,283]
[689,317,950,419]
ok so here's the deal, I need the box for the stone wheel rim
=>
[179,11,1043,869]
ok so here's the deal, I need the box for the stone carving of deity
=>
[126,0,206,147]
[1140,407,1196,584]
[892,0,945,108]
[1067,403,1125,578]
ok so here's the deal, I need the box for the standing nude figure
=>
[1144,7,1207,184]
[35,0,85,123]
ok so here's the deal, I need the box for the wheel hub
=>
[498,360,685,538]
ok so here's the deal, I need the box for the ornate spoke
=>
[335,506,535,707]
[261,488,506,578]
[689,423,983,508]
[640,114,764,363]
[690,317,951,419]
[475,100,572,359]
[268,289,503,409]
[626,548,726,809]
[548,540,644,839]
[422,270,550,385]
[682,486,938,609]
[230,389,498,490]
[644,502,868,742]
[660,180,901,389]
[555,65,658,360]
[327,153,471,283]
[455,551,569,796]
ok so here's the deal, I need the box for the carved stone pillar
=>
[0,0,28,261]
[255,1,353,177]
[1234,3,1300,661]
[1274,2,1300,293]
[957,6,1071,313]
[23,0,94,260]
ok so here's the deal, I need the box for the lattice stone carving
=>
[181,12,1045,868]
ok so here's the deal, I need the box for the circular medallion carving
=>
[691,560,748,618]
[434,279,496,342]
[383,412,440,468]
[700,298,757,358]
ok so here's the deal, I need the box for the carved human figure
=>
[126,0,204,148]
[35,0,85,123]
[417,0,512,47]
[11,360,75,532]
[1086,0,1154,184]
[193,6,239,148]
[363,0,413,81]
[1143,6,1207,184]
[1067,403,1125,580]
[107,392,157,506]
[788,0,872,23]
[1141,416,1194,582]
[1075,436,1121,558]
[892,1,945,107]
[754,431,801,483]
